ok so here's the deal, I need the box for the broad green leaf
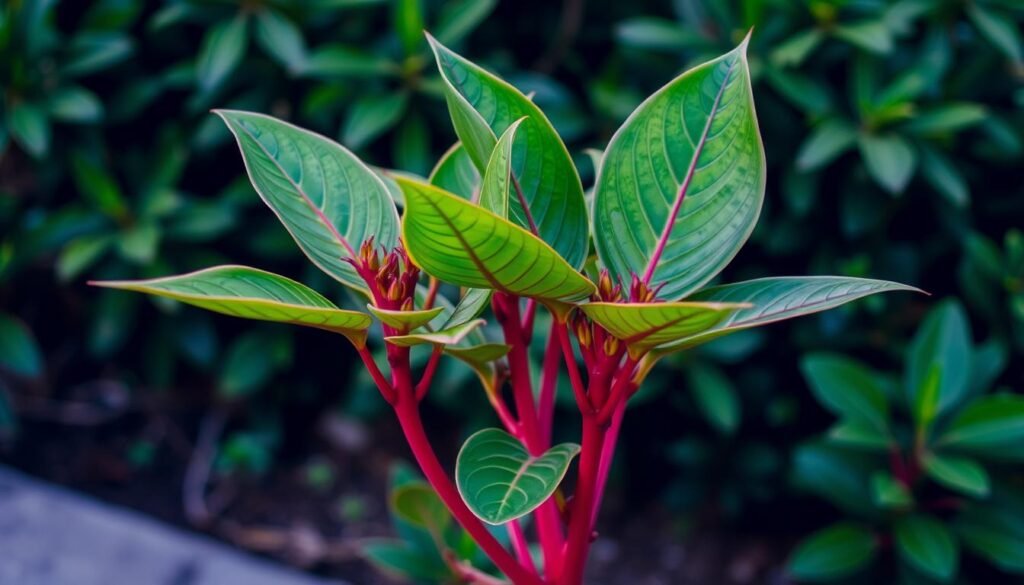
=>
[445,343,510,396]
[835,20,893,54]
[797,118,858,171]
[788,522,877,581]
[442,288,492,329]
[216,110,400,294]
[429,143,480,200]
[653,277,921,355]
[362,539,451,582]
[456,428,580,524]
[197,15,248,92]
[828,420,891,451]
[938,395,1024,452]
[922,453,990,498]
[91,266,372,346]
[254,9,307,73]
[386,319,485,347]
[871,471,912,509]
[858,133,916,194]
[428,35,589,268]
[581,301,747,359]
[390,481,451,535]
[0,314,43,378]
[906,300,971,423]
[956,506,1024,574]
[8,102,50,158]
[367,305,443,330]
[593,37,765,299]
[478,118,524,217]
[791,442,875,516]
[399,178,595,304]
[905,103,987,135]
[919,144,968,207]
[342,92,409,149]
[895,515,959,582]
[48,86,103,123]
[772,29,825,67]
[967,3,1023,63]
[801,353,890,435]
[687,363,740,435]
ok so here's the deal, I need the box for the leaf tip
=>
[739,28,754,53]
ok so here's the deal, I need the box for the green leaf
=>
[968,4,1023,63]
[444,343,509,396]
[302,45,397,78]
[859,133,916,194]
[8,102,50,157]
[91,265,372,346]
[70,154,129,221]
[398,178,595,305]
[581,301,746,359]
[791,442,875,516]
[797,119,858,171]
[429,143,480,200]
[254,9,307,74]
[367,305,443,330]
[362,539,451,582]
[615,18,691,52]
[57,235,112,282]
[0,314,43,378]
[905,103,987,135]
[63,32,134,77]
[478,118,524,217]
[456,428,580,525]
[216,110,399,294]
[834,20,893,54]
[342,92,409,149]
[788,522,877,581]
[918,144,968,207]
[428,35,589,268]
[687,363,740,435]
[48,86,103,123]
[197,15,248,92]
[390,481,451,535]
[828,420,891,451]
[385,319,485,347]
[922,453,990,498]
[872,471,912,509]
[801,353,889,434]
[442,287,492,329]
[938,394,1024,452]
[653,277,920,354]
[593,37,765,299]
[433,0,497,46]
[906,300,971,424]
[956,506,1024,574]
[772,29,825,67]
[219,331,285,397]
[895,514,959,582]
[393,0,424,56]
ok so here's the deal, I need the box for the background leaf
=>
[788,522,877,581]
[895,514,959,582]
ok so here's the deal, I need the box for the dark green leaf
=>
[197,16,248,92]
[342,93,409,149]
[922,453,990,498]
[789,522,877,581]
[0,314,43,378]
[859,133,916,194]
[687,363,740,435]
[939,394,1024,453]
[801,353,890,434]
[254,9,307,73]
[8,102,50,158]
[906,300,971,426]
[895,514,958,582]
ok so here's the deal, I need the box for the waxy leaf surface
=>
[429,142,479,200]
[385,319,485,347]
[582,301,746,358]
[217,110,399,294]
[593,37,765,299]
[367,305,444,330]
[93,266,371,346]
[456,428,580,525]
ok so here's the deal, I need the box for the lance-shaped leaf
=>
[367,305,444,330]
[456,428,580,525]
[428,35,589,268]
[581,301,748,359]
[216,110,399,294]
[91,266,372,346]
[399,178,596,304]
[593,35,765,300]
[445,343,510,396]
[429,143,480,201]
[479,118,524,217]
[385,319,485,347]
[442,288,492,330]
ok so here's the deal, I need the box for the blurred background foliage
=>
[0,0,1021,582]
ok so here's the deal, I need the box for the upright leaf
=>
[197,15,248,92]
[399,178,595,304]
[478,118,524,217]
[428,143,480,200]
[593,36,765,299]
[91,266,372,346]
[801,353,890,435]
[895,514,959,582]
[428,35,589,268]
[906,300,971,422]
[216,111,400,294]
[456,428,580,525]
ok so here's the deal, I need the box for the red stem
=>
[508,520,540,579]
[538,321,561,447]
[592,400,626,528]
[554,322,592,414]
[560,416,606,585]
[415,346,443,401]
[358,346,395,404]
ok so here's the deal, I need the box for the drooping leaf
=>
[456,428,580,525]
[801,353,890,435]
[367,305,443,330]
[581,301,747,358]
[428,35,589,268]
[906,300,971,424]
[796,118,858,171]
[216,110,400,294]
[429,143,480,200]
[938,394,1024,453]
[91,265,372,346]
[445,343,510,396]
[895,514,959,582]
[593,36,765,300]
[399,178,595,305]
[922,453,990,498]
[788,522,877,581]
[386,319,485,347]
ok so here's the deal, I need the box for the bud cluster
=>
[349,237,420,310]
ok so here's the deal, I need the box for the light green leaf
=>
[456,428,580,525]
[797,119,858,171]
[772,29,825,67]
[393,0,424,56]
[872,471,912,509]
[938,394,1024,452]
[828,420,891,451]
[581,301,746,359]
[801,353,889,434]
[433,0,497,46]
[216,110,399,294]
[428,143,480,200]
[91,265,372,346]
[399,178,595,304]
[362,539,451,582]
[922,453,990,498]
[428,35,589,268]
[918,144,968,207]
[859,133,916,194]
[593,37,765,299]
[48,86,103,123]
[197,15,248,92]
[442,287,492,329]
[905,103,987,135]
[895,515,959,582]
[0,314,43,378]
[687,363,740,435]
[254,9,307,73]
[390,481,451,535]
[385,319,485,347]
[57,235,112,282]
[8,102,50,158]
[968,3,1023,63]
[445,343,510,396]
[788,522,877,581]
[652,277,920,355]
[835,20,893,54]
[367,305,443,330]
[342,92,409,149]
[302,45,397,79]
[906,300,971,423]
[615,18,691,52]
[478,118,524,217]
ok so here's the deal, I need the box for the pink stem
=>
[508,520,540,579]
[357,346,395,404]
[554,322,592,414]
[591,400,626,529]
[415,346,443,401]
[538,321,561,447]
